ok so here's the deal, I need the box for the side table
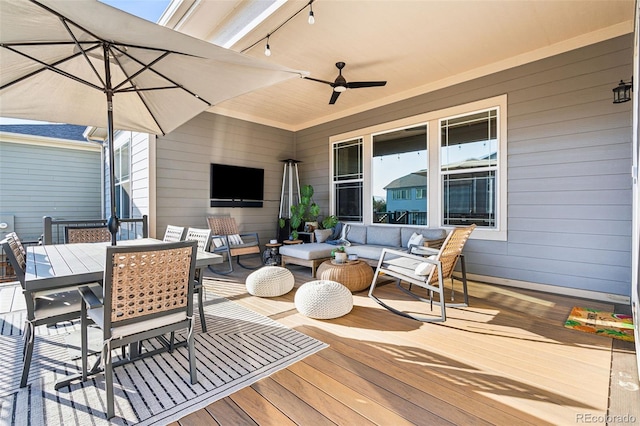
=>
[316,259,374,292]
[263,243,282,266]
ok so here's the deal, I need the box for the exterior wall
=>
[0,138,102,242]
[153,113,295,242]
[293,35,634,298]
[104,130,151,227]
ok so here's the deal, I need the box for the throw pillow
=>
[314,228,333,243]
[228,234,244,245]
[212,237,226,248]
[407,232,425,248]
[414,256,437,276]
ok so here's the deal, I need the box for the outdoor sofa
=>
[279,223,448,277]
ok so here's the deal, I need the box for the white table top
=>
[25,238,222,292]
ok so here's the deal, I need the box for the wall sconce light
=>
[612,77,633,104]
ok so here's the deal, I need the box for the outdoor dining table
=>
[25,238,223,292]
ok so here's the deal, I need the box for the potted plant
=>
[282,184,320,240]
[331,246,347,264]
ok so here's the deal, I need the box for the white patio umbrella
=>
[0,0,306,244]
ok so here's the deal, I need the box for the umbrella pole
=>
[104,45,119,245]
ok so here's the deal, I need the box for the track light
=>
[308,2,315,24]
[612,77,633,104]
[264,36,271,57]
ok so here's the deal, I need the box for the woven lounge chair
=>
[1,232,101,387]
[207,216,261,274]
[368,224,475,322]
[79,240,198,419]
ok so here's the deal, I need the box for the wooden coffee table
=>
[316,259,374,292]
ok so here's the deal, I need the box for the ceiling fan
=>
[305,62,387,104]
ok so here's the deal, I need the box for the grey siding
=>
[154,113,295,242]
[0,140,102,242]
[293,34,634,297]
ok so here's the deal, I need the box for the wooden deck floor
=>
[173,261,639,426]
[2,260,637,425]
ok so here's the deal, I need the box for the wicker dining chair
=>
[184,227,212,332]
[65,225,112,243]
[368,224,476,322]
[206,216,261,274]
[0,232,100,387]
[78,240,198,419]
[163,224,185,242]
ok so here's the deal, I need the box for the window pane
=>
[121,181,131,219]
[372,125,427,225]
[120,143,130,180]
[441,110,497,171]
[443,170,495,227]
[335,182,362,222]
[334,139,362,181]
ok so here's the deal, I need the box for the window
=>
[440,109,497,227]
[114,138,131,219]
[329,95,506,240]
[332,138,363,222]
[392,189,410,200]
[372,125,428,225]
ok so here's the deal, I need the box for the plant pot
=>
[334,252,348,264]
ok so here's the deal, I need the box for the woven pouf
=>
[294,280,353,319]
[246,266,295,297]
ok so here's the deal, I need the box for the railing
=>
[42,216,148,245]
[373,211,427,225]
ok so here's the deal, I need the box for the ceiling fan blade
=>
[346,81,387,89]
[304,76,335,86]
[329,91,341,105]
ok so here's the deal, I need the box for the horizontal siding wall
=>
[294,35,634,297]
[0,141,102,242]
[154,113,295,242]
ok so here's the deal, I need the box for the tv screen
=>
[210,163,264,206]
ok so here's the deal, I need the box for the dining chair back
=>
[65,225,112,243]
[163,224,185,242]
[1,232,97,387]
[79,240,198,419]
[184,227,212,332]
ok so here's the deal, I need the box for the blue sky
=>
[100,0,171,22]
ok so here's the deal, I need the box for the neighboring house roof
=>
[384,172,427,190]
[0,124,88,142]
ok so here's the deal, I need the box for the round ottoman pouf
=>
[294,280,353,319]
[246,266,295,297]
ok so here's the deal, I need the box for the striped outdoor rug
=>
[0,293,327,425]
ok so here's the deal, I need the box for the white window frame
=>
[329,94,507,240]
[113,131,132,220]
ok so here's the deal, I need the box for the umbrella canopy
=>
[0,0,306,244]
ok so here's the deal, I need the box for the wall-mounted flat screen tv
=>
[210,163,264,207]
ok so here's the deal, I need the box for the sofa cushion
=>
[280,243,334,260]
[366,226,401,247]
[345,245,389,262]
[346,225,367,244]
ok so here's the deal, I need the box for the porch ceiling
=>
[163,0,635,131]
